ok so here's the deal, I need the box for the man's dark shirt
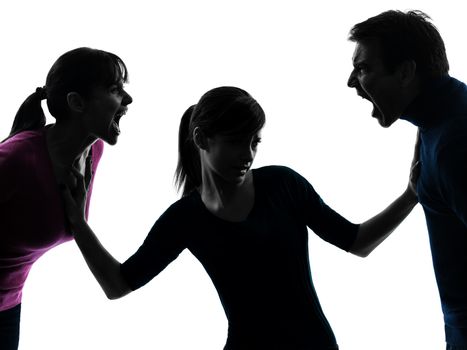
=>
[402,76,467,346]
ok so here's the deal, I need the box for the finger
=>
[409,160,421,189]
[59,184,73,232]
[85,154,93,190]
[411,160,421,171]
[70,166,84,181]
[69,166,87,195]
[59,184,74,205]
[413,129,421,158]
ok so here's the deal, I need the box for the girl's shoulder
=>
[253,165,306,186]
[159,191,205,224]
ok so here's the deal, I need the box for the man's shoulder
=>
[438,116,467,147]
[431,117,467,169]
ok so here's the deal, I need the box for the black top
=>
[121,166,359,349]
[402,76,467,346]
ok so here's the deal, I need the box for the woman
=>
[63,86,418,349]
[0,47,133,349]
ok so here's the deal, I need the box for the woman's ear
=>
[66,92,85,113]
[193,127,208,150]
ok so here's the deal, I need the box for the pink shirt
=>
[0,128,104,311]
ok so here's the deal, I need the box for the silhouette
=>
[63,86,418,349]
[0,47,132,350]
[347,10,467,350]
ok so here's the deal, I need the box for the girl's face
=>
[201,130,262,185]
[82,80,133,145]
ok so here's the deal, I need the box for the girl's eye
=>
[110,85,123,94]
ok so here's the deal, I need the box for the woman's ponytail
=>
[8,87,47,138]
[175,104,201,196]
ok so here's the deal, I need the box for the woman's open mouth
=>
[111,108,127,135]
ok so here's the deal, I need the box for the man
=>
[347,10,467,350]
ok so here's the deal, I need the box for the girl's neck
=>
[199,169,255,222]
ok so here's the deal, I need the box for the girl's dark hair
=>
[349,10,449,78]
[175,86,266,196]
[7,47,128,139]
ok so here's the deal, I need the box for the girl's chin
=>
[226,172,249,185]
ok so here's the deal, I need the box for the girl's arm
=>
[61,169,132,300]
[349,186,418,257]
[349,131,421,257]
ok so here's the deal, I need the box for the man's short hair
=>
[349,10,449,78]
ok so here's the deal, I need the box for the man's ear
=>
[193,127,208,150]
[66,92,85,113]
[398,60,417,87]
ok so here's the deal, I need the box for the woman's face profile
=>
[81,81,133,145]
[202,130,262,184]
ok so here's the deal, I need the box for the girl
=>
[0,47,133,350]
[63,86,418,349]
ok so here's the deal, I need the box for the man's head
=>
[347,10,449,127]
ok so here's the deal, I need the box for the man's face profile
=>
[348,38,406,128]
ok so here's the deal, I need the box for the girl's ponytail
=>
[175,104,201,196]
[8,87,47,138]
[174,86,265,197]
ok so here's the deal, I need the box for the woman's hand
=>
[408,129,421,199]
[350,130,421,257]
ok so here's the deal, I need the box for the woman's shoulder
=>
[158,191,203,223]
[254,165,316,200]
[1,129,44,148]
[0,129,46,167]
[254,165,304,183]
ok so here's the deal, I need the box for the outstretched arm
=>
[349,187,417,257]
[349,131,420,257]
[61,169,132,300]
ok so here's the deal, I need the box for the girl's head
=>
[175,86,266,196]
[8,47,130,139]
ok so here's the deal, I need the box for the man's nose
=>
[347,70,357,88]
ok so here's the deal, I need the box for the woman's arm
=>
[349,131,421,257]
[349,187,418,257]
[61,169,132,300]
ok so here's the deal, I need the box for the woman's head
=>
[175,86,266,196]
[45,47,129,118]
[8,47,130,139]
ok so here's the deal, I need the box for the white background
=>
[1,1,466,349]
